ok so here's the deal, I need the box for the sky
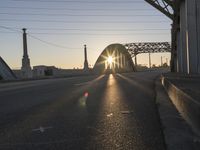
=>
[0,0,172,69]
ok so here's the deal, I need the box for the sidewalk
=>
[155,73,200,150]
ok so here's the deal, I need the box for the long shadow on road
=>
[0,75,108,149]
[0,73,165,150]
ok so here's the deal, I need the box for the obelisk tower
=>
[83,45,89,70]
[21,28,32,78]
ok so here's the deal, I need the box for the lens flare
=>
[78,92,89,107]
[107,56,113,64]
[84,92,89,97]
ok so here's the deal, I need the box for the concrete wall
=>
[0,57,16,80]
[177,0,200,74]
[197,0,200,73]
[161,76,200,134]
[180,1,187,73]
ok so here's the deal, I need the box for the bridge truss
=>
[123,42,171,67]
[145,0,174,19]
[124,42,171,67]
[144,0,180,72]
[124,42,171,57]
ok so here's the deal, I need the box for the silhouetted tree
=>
[162,63,168,67]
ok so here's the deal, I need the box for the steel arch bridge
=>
[93,44,135,74]
[93,42,171,74]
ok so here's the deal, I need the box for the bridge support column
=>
[177,31,182,72]
[197,0,200,73]
[179,1,188,73]
[185,0,198,74]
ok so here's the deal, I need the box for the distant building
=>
[33,65,58,77]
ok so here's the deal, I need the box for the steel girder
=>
[145,0,181,72]
[124,42,171,58]
[144,0,174,19]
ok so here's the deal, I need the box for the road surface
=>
[0,71,165,150]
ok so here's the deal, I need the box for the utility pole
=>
[134,51,137,67]
[149,52,151,68]
[134,56,137,67]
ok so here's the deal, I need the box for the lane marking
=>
[74,75,105,86]
[74,81,92,86]
[120,111,132,114]
[32,126,53,133]
[107,113,113,117]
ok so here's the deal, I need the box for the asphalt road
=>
[0,71,166,150]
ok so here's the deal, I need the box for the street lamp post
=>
[149,52,151,68]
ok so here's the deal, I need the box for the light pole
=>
[149,52,151,68]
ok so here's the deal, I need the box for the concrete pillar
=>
[197,0,200,73]
[171,23,178,72]
[180,1,188,73]
[177,30,182,72]
[186,0,198,74]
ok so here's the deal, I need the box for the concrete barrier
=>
[0,57,17,80]
[161,75,200,134]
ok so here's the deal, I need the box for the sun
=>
[107,56,113,64]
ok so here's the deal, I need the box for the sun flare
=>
[107,56,113,64]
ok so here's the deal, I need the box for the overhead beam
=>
[145,0,178,72]
[124,42,171,57]
[163,0,173,7]
[145,0,174,20]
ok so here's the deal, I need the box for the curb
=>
[155,77,200,150]
[161,75,200,135]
